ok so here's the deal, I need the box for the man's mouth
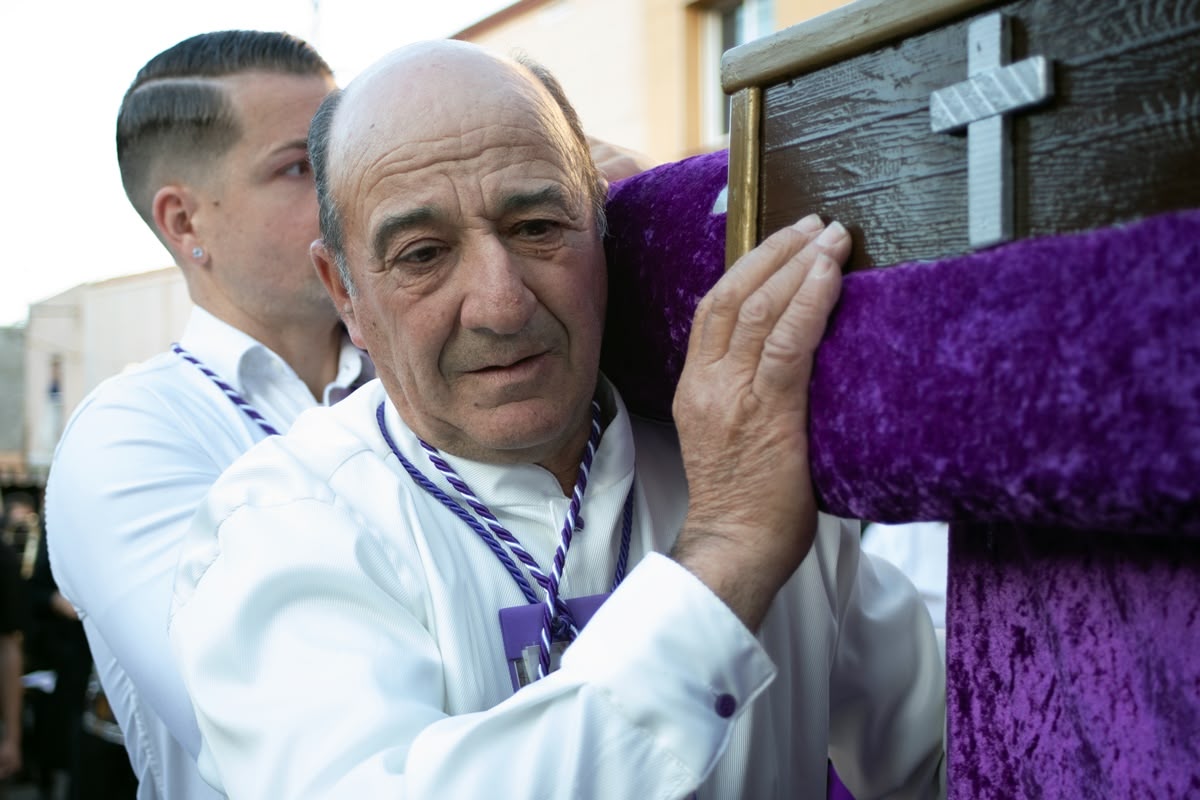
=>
[470,351,544,374]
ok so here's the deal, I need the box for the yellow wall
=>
[459,0,852,163]
[776,0,851,28]
[464,0,663,158]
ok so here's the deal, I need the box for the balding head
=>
[309,41,605,292]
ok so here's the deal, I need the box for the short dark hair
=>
[308,88,348,288]
[308,52,606,295]
[117,30,332,229]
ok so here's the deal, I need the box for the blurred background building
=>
[456,0,847,159]
[3,0,848,495]
[9,271,189,497]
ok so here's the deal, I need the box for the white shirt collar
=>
[178,306,269,396]
[178,306,372,404]
[327,337,375,405]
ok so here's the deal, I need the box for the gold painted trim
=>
[721,0,992,93]
[725,86,761,270]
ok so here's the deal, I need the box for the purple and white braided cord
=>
[376,403,542,603]
[421,446,553,589]
[172,343,280,437]
[378,397,622,683]
[537,402,602,678]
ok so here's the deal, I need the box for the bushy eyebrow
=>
[372,207,437,263]
[498,185,571,217]
[369,186,575,262]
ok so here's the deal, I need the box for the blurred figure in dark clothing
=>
[26,522,91,800]
[0,530,24,796]
[1,494,39,582]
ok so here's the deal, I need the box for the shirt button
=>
[714,693,737,718]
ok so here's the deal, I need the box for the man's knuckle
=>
[760,334,803,369]
[706,282,742,316]
[738,293,773,327]
[762,315,820,364]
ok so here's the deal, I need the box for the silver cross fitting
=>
[930,13,1054,249]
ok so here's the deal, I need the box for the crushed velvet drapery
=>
[601,149,1200,798]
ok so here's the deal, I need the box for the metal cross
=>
[930,13,1054,249]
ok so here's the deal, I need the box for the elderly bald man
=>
[169,40,945,799]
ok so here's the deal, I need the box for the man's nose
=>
[459,237,537,335]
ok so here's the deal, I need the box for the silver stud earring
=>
[192,246,204,260]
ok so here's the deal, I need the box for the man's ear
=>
[152,184,202,264]
[312,240,367,350]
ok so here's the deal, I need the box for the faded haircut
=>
[117,30,331,231]
[308,50,607,295]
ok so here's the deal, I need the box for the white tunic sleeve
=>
[170,495,775,800]
[46,371,253,762]
[830,548,946,798]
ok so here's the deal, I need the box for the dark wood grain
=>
[757,0,1200,270]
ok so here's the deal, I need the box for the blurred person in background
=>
[0,506,25,795]
[45,30,357,800]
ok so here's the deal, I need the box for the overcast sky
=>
[0,0,510,326]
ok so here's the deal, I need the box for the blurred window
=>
[702,0,774,143]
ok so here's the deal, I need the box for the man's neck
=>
[266,321,344,401]
[205,305,344,401]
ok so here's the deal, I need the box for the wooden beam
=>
[725,86,762,269]
[721,0,992,92]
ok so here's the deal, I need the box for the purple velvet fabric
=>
[808,210,1200,533]
[948,524,1200,799]
[604,151,1200,533]
[602,151,1200,799]
[603,150,729,420]
[828,762,856,800]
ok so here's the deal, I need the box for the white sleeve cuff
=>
[562,551,777,781]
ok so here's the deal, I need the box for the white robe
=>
[170,378,944,799]
[46,307,370,800]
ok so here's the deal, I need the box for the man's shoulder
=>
[172,383,392,624]
[51,349,256,481]
[289,378,386,459]
[67,349,207,423]
[209,381,390,507]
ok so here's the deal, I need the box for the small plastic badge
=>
[499,593,609,692]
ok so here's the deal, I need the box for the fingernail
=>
[792,213,823,233]
[816,220,846,246]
